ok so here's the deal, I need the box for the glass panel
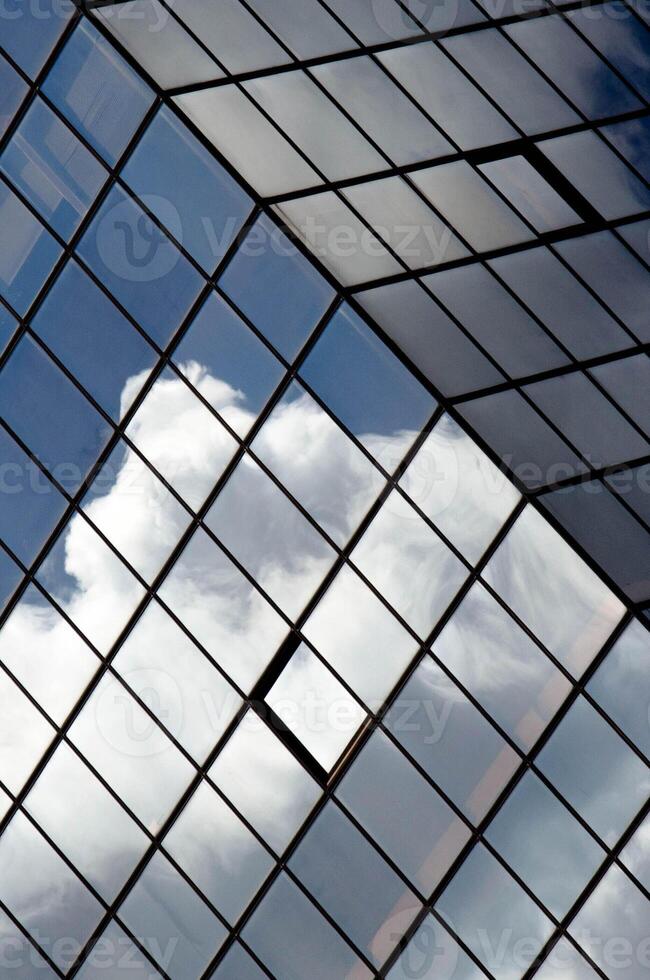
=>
[0,181,61,314]
[489,245,631,359]
[289,801,420,967]
[252,381,383,547]
[0,668,54,794]
[302,564,418,706]
[117,851,227,980]
[388,914,486,980]
[325,0,426,42]
[266,643,366,769]
[95,0,223,89]
[442,29,580,134]
[244,0,355,58]
[351,488,467,638]
[158,527,289,693]
[174,86,321,198]
[435,844,554,980]
[0,0,73,77]
[600,115,650,181]
[0,98,106,239]
[505,14,641,118]
[412,161,533,252]
[479,155,580,232]
[122,106,253,274]
[588,619,650,759]
[209,712,321,853]
[0,334,110,493]
[242,872,372,980]
[483,505,625,676]
[210,943,269,980]
[423,262,568,377]
[486,771,605,918]
[0,905,60,980]
[384,658,522,823]
[342,175,470,269]
[164,780,274,923]
[533,938,599,980]
[537,696,650,846]
[78,185,204,350]
[357,278,504,396]
[569,0,650,100]
[337,729,471,895]
[311,55,454,166]
[24,741,149,901]
[43,20,154,165]
[244,71,385,181]
[68,672,195,833]
[113,601,242,763]
[0,812,103,971]
[0,304,18,357]
[77,921,164,979]
[0,583,98,725]
[0,54,28,138]
[171,0,290,72]
[569,865,650,980]
[620,813,650,891]
[525,371,649,468]
[0,549,23,617]
[219,213,335,361]
[274,191,403,286]
[379,43,517,149]
[125,366,238,511]
[172,291,284,438]
[434,583,572,750]
[400,413,521,564]
[554,231,650,341]
[81,440,192,584]
[539,130,650,220]
[204,454,336,618]
[32,260,157,422]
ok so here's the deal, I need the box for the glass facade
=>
[0,1,648,978]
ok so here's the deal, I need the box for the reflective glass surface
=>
[0,181,61,314]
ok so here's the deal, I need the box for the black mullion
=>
[0,897,67,978]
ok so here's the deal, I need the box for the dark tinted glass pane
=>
[601,115,650,181]
[590,354,650,435]
[569,1,650,100]
[0,0,74,77]
[219,213,334,360]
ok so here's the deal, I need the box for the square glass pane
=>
[242,872,372,980]
[486,771,605,918]
[78,185,204,349]
[483,505,625,676]
[0,334,110,492]
[479,155,580,232]
[434,583,572,750]
[204,454,336,619]
[125,366,238,512]
[266,643,366,770]
[0,582,98,725]
[117,851,227,980]
[164,779,274,923]
[171,0,290,73]
[114,600,242,764]
[0,812,103,972]
[0,181,61,314]
[0,54,28,138]
[379,43,517,150]
[400,413,521,564]
[351,488,468,639]
[1,97,107,240]
[0,0,73,77]
[94,0,223,89]
[219,213,335,361]
[68,672,195,832]
[252,380,383,547]
[537,696,650,846]
[384,658,521,823]
[303,564,418,707]
[158,527,289,693]
[174,86,320,198]
[311,55,453,166]
[587,619,650,759]
[411,161,533,252]
[0,668,54,794]
[31,260,158,421]
[289,801,420,967]
[209,712,321,853]
[122,106,253,273]
[24,741,149,902]
[337,729,471,895]
[43,20,154,165]
[172,291,284,437]
[435,844,554,980]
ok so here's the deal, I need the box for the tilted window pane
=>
[244,0,356,59]
[0,0,74,77]
[0,668,55,794]
[209,942,269,980]
[620,813,650,891]
[0,54,28,138]
[478,155,581,233]
[0,905,60,980]
[569,0,650,101]
[324,0,426,42]
[0,181,61,314]
[590,354,650,435]
[170,0,290,73]
[76,921,164,980]
[588,619,650,759]
[600,114,650,182]
[388,914,486,980]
